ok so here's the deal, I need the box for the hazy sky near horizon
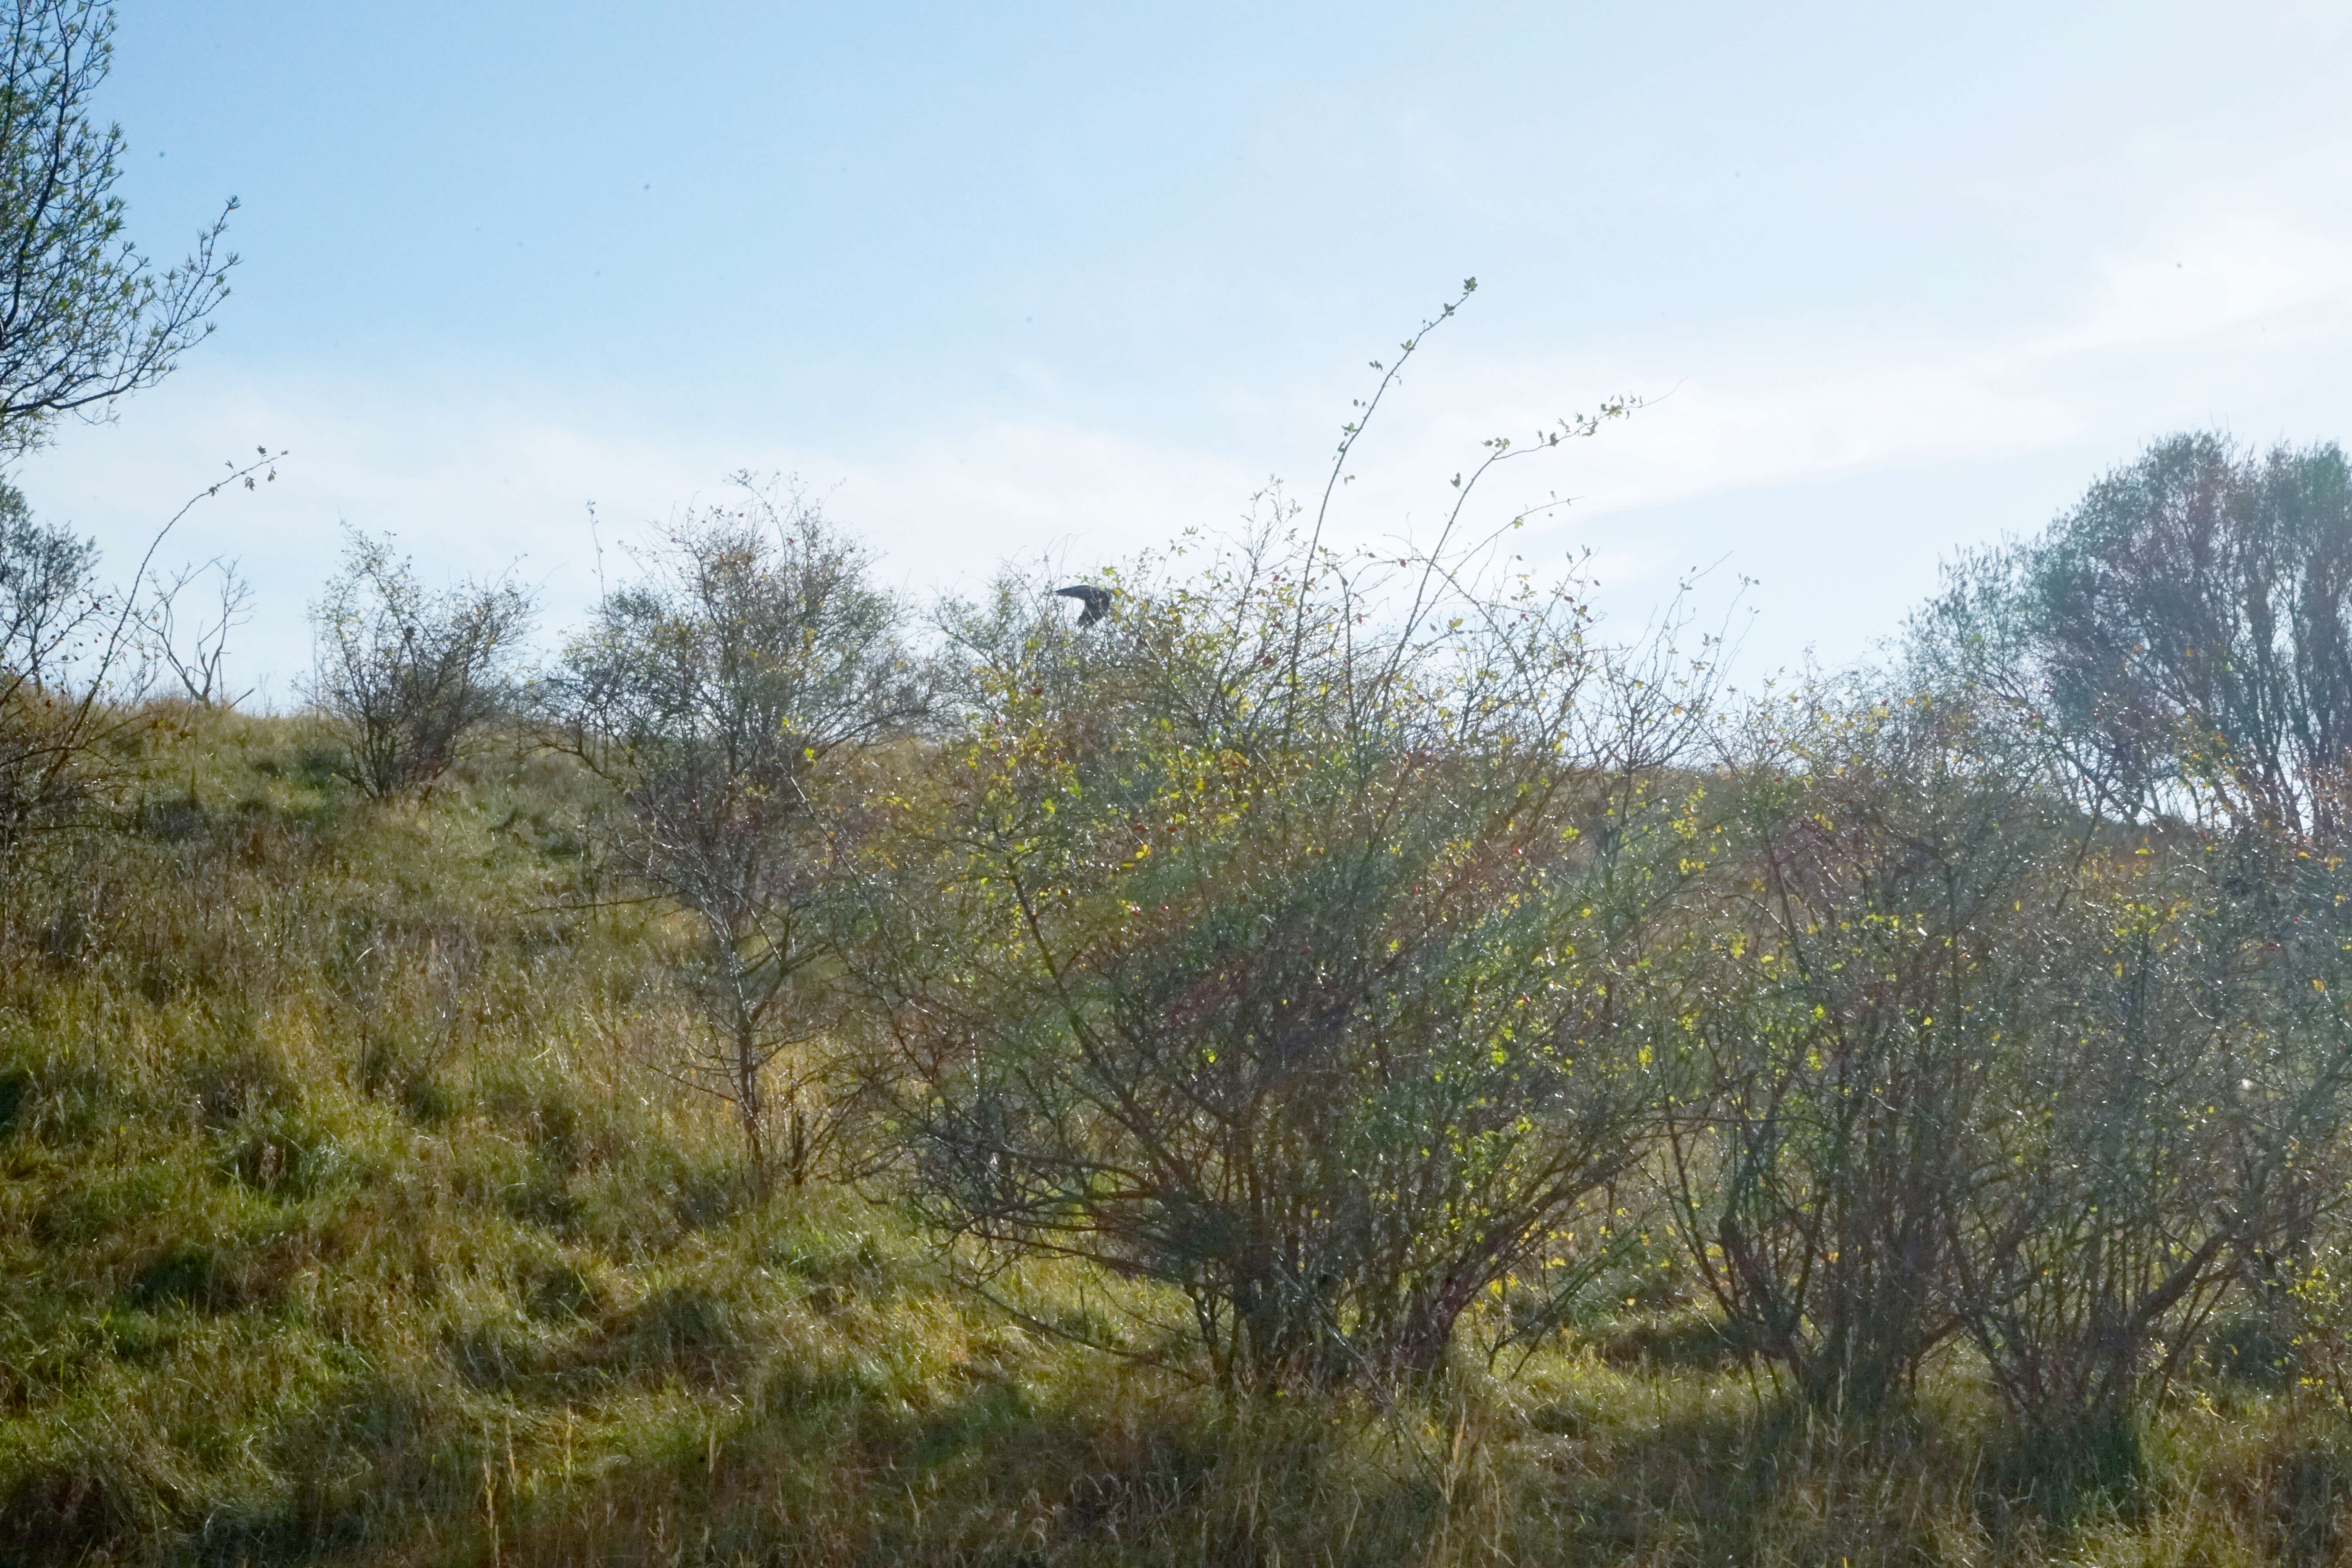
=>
[12,1,2352,699]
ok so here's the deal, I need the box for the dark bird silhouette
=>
[1056,584,1113,627]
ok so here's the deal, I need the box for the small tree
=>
[0,1,236,456]
[1670,680,2340,1431]
[552,481,923,1189]
[853,296,1690,1388]
[1945,847,2275,1433]
[307,530,532,797]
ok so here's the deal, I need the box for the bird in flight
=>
[1056,584,1113,627]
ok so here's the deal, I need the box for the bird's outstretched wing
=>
[1055,584,1113,626]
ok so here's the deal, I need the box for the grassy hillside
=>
[0,704,2346,1565]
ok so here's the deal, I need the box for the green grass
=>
[1,706,2350,1564]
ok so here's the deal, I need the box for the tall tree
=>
[1920,433,2352,843]
[0,0,234,457]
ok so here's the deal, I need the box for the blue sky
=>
[14,1,2352,697]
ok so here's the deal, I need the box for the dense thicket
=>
[835,432,2352,1428]
[859,528,1712,1386]
[15,429,2352,1562]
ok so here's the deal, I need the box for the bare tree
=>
[140,555,251,708]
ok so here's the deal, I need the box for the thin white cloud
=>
[1328,197,2352,577]
[12,192,2352,697]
